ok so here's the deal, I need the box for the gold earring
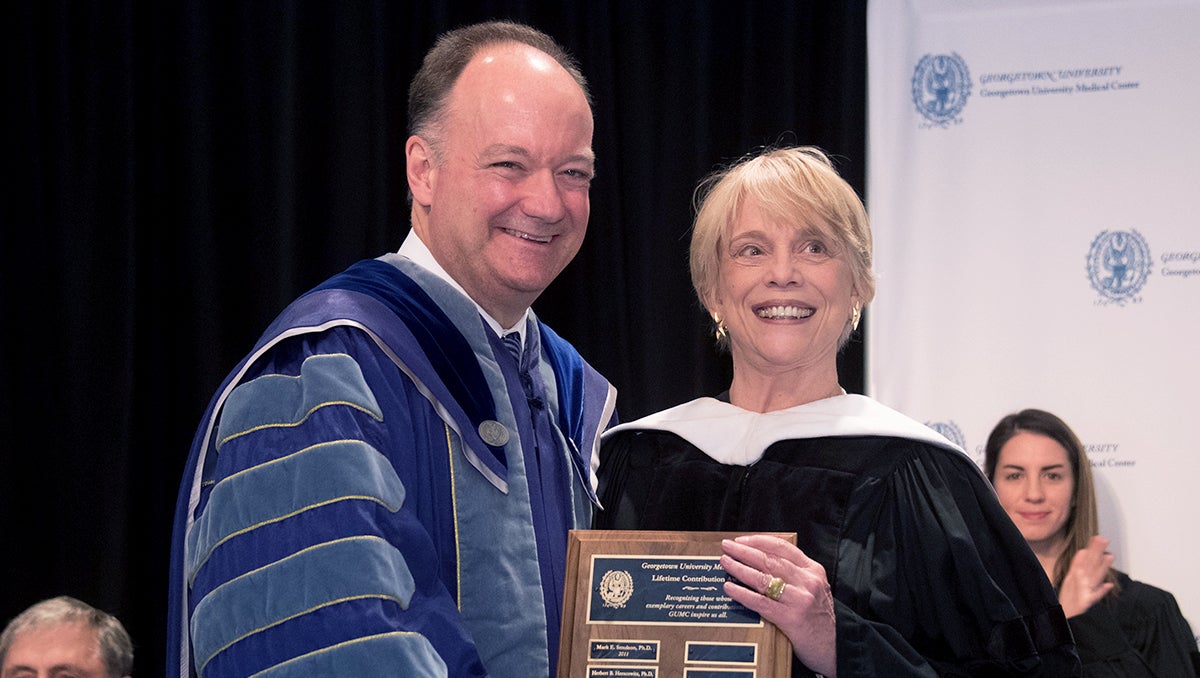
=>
[713,314,727,341]
[851,304,862,331]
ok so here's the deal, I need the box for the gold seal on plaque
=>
[598,569,633,608]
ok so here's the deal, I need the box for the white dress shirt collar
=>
[397,230,528,345]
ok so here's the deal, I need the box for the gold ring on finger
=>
[765,576,786,601]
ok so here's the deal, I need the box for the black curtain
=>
[2,2,866,674]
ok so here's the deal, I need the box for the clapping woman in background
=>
[986,408,1200,676]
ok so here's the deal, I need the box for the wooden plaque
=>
[558,530,795,678]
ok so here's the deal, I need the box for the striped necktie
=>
[502,332,522,363]
[503,332,542,409]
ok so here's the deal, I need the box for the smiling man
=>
[167,21,617,678]
[406,39,595,329]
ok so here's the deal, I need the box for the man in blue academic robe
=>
[166,21,616,678]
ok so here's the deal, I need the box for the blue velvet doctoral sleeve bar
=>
[251,632,445,677]
[185,439,405,584]
[214,352,383,447]
[170,258,617,678]
[190,536,418,674]
[185,348,465,677]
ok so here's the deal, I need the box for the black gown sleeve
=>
[1070,572,1200,677]
[1120,576,1200,677]
[594,431,1082,676]
[1067,589,1153,677]
[834,440,1079,677]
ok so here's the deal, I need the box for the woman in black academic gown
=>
[985,408,1200,677]
[594,146,1081,676]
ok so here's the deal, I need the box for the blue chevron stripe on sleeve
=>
[216,353,383,448]
[185,439,404,580]
[191,536,417,674]
[248,632,447,678]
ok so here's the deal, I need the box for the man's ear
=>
[406,135,436,206]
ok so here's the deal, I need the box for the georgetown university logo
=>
[926,420,974,463]
[599,569,634,609]
[912,53,972,125]
[1086,229,1152,303]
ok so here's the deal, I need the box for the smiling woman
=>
[985,409,1200,676]
[988,422,1084,577]
[687,147,874,411]
[706,200,857,400]
[594,146,1082,676]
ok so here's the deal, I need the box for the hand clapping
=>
[1058,535,1115,618]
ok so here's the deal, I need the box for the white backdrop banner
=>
[866,0,1200,636]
